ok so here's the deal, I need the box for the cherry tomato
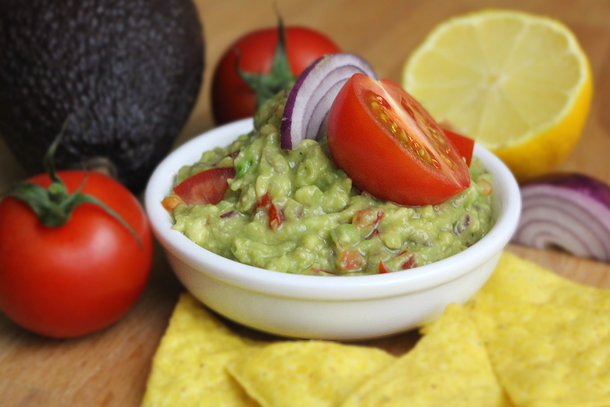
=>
[337,249,365,273]
[378,261,389,274]
[256,192,284,230]
[211,26,341,124]
[443,128,475,167]
[326,74,471,206]
[173,167,236,205]
[0,171,153,338]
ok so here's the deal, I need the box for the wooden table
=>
[1,1,610,405]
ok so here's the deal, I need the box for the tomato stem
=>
[0,119,143,248]
[235,15,296,110]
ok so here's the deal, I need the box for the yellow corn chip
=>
[340,303,511,407]
[140,293,264,407]
[471,300,610,407]
[227,340,396,407]
[469,252,610,308]
[142,253,610,407]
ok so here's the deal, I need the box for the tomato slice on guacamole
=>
[442,128,474,167]
[326,74,471,206]
[173,167,236,205]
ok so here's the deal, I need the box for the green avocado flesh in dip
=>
[168,90,494,276]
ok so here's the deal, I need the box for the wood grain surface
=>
[1,1,610,406]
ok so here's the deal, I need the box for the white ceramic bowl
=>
[145,118,521,340]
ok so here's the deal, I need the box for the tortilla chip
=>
[471,300,610,407]
[140,293,264,407]
[340,303,511,407]
[141,253,610,407]
[469,252,610,308]
[227,340,396,407]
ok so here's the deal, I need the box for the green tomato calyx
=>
[236,16,296,110]
[0,120,143,248]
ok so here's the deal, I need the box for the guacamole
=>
[168,90,494,276]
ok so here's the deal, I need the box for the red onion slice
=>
[511,173,610,262]
[280,53,377,150]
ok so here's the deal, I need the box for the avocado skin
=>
[0,0,204,192]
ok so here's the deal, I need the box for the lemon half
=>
[402,9,592,181]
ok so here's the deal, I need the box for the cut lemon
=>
[402,9,593,181]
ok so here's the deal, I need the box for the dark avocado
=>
[0,0,204,192]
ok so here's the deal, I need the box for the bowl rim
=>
[145,118,521,301]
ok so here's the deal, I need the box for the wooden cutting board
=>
[1,1,610,406]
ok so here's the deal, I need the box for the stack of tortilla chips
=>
[140,252,610,407]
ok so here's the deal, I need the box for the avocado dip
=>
[167,90,494,276]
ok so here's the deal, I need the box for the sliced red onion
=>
[280,53,377,150]
[511,173,610,262]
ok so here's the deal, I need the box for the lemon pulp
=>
[403,9,592,181]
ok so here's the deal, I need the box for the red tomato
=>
[211,26,341,124]
[378,261,389,274]
[256,192,284,230]
[0,171,153,338]
[337,249,365,272]
[173,167,236,205]
[443,128,474,167]
[326,74,471,206]
[268,202,284,231]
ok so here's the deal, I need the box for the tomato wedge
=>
[442,128,474,167]
[173,167,236,205]
[257,192,285,230]
[326,74,471,206]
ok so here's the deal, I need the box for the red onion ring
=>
[511,173,610,262]
[280,53,377,150]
